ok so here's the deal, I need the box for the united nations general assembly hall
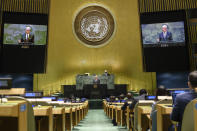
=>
[0,0,197,131]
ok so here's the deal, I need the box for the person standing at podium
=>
[93,75,100,84]
[104,70,110,76]
[18,26,34,44]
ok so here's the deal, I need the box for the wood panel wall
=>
[138,0,197,13]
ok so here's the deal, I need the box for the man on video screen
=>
[18,26,34,44]
[157,25,173,43]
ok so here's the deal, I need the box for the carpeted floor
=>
[73,109,128,131]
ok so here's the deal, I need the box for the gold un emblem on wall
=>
[74,5,115,47]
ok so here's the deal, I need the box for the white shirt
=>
[26,34,29,40]
[163,32,167,38]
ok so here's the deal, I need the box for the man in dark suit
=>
[121,93,134,110]
[129,89,148,110]
[157,25,173,43]
[171,71,197,131]
[104,70,110,76]
[93,75,100,84]
[19,26,34,44]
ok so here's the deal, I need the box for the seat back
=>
[151,99,172,131]
[181,99,197,131]
[133,100,154,131]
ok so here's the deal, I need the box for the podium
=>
[83,84,107,99]
[19,42,34,45]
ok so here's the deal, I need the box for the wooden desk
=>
[109,105,113,119]
[34,106,53,131]
[79,106,83,121]
[53,107,65,131]
[65,107,72,131]
[137,106,152,131]
[0,101,27,131]
[72,107,77,127]
[115,106,122,125]
[0,88,25,95]
[76,106,80,123]
[126,106,133,130]
[156,104,172,131]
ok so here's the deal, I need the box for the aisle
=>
[73,109,127,131]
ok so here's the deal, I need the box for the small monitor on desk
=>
[42,96,57,101]
[57,98,64,101]
[145,96,156,100]
[0,78,12,89]
[24,91,43,98]
[25,92,36,97]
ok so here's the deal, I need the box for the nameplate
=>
[20,104,27,112]
[195,103,197,110]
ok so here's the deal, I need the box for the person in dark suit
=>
[171,71,197,131]
[157,25,173,43]
[104,70,110,76]
[93,75,100,84]
[129,89,148,110]
[18,26,34,44]
[121,93,134,110]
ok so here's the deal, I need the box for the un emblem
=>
[74,5,115,47]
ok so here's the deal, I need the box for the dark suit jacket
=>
[121,98,135,110]
[21,33,34,43]
[129,94,147,110]
[93,79,100,84]
[170,90,197,131]
[159,31,173,42]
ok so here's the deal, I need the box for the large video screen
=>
[3,24,47,45]
[141,21,185,48]
[140,10,190,72]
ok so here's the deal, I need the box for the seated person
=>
[121,93,134,110]
[150,85,169,131]
[129,89,148,110]
[18,26,34,44]
[118,93,126,103]
[171,71,197,131]
[103,70,110,76]
[109,95,116,103]
[150,85,168,117]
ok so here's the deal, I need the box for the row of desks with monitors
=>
[0,98,89,131]
[103,97,174,131]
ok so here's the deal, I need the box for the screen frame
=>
[3,23,48,45]
[139,10,190,72]
[141,21,186,47]
[1,11,49,46]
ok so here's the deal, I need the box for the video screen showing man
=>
[18,26,34,44]
[157,25,173,43]
[141,21,185,47]
[93,75,100,84]
[3,24,47,45]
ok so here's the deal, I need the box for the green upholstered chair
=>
[181,99,197,131]
[133,100,154,131]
